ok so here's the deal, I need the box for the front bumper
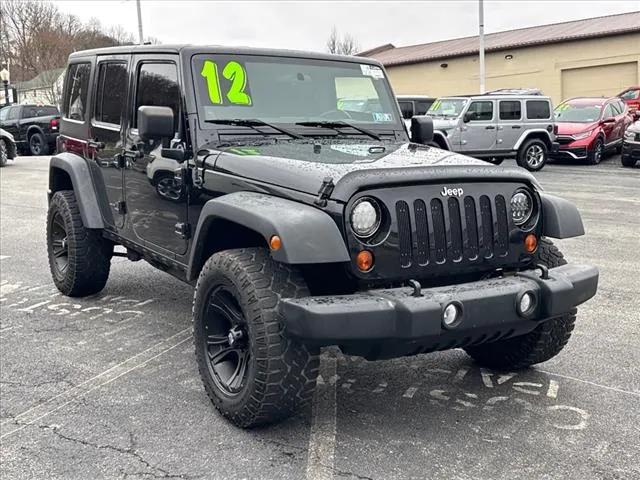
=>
[622,139,640,160]
[549,145,588,160]
[280,264,598,345]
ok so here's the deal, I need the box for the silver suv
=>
[426,91,557,171]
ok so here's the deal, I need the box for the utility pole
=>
[478,0,486,93]
[136,0,144,44]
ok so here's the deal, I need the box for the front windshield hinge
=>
[314,177,335,207]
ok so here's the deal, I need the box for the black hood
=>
[206,141,540,202]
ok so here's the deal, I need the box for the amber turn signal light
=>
[269,235,282,251]
[524,234,537,253]
[356,250,374,272]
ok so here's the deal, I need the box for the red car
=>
[618,86,640,120]
[551,97,633,164]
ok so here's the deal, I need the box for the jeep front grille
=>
[395,194,509,267]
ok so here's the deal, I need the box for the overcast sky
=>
[53,0,640,52]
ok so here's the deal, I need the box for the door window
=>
[610,102,622,116]
[134,62,180,130]
[499,100,521,120]
[94,62,128,126]
[3,106,18,121]
[467,101,493,121]
[0,107,8,121]
[63,63,91,121]
[526,100,551,120]
[602,104,614,119]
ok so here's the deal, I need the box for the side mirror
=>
[138,106,174,141]
[410,116,434,145]
[463,111,476,123]
[602,116,615,124]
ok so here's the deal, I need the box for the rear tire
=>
[29,132,50,156]
[621,156,637,167]
[587,138,603,165]
[193,248,319,428]
[464,239,576,369]
[517,139,547,171]
[47,191,112,297]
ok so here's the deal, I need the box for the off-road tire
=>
[47,191,112,297]
[587,138,604,165]
[517,138,547,171]
[0,139,7,167]
[193,248,319,428]
[464,239,576,369]
[29,132,50,156]
[621,156,637,168]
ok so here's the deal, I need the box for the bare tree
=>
[326,26,360,55]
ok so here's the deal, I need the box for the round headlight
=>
[510,190,534,226]
[350,198,380,238]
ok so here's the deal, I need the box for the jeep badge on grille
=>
[440,186,464,197]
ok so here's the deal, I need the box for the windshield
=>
[192,54,401,129]
[554,103,602,123]
[427,98,468,117]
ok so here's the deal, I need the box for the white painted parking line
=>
[536,369,640,398]
[0,255,9,260]
[306,355,337,480]
[0,327,192,440]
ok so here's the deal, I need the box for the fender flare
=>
[187,191,350,280]
[49,152,104,229]
[514,129,553,150]
[540,193,584,239]
[432,130,452,150]
[26,125,46,140]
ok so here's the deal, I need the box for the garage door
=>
[561,62,638,99]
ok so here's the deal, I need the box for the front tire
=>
[193,248,319,428]
[587,138,604,165]
[621,155,637,167]
[47,191,112,297]
[517,139,547,171]
[464,239,576,369]
[0,139,7,167]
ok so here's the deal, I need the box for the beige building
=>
[361,12,640,106]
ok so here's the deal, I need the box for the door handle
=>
[512,125,521,129]
[485,126,496,130]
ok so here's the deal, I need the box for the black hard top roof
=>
[69,44,384,66]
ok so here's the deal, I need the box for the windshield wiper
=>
[296,120,381,141]
[204,119,303,139]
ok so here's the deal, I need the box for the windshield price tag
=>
[360,64,384,79]
[201,59,253,106]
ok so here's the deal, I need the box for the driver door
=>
[122,55,189,256]
[460,100,497,152]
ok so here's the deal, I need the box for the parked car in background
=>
[551,97,632,165]
[622,120,640,167]
[618,86,640,120]
[0,127,17,167]
[0,104,60,155]
[397,95,436,125]
[425,92,556,171]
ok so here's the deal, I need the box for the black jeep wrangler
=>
[47,45,598,428]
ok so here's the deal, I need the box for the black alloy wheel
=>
[203,286,251,396]
[49,211,70,277]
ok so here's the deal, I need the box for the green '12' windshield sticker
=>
[201,59,252,106]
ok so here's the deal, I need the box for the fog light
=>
[442,302,462,328]
[518,292,536,316]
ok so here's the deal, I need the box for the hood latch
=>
[314,176,335,207]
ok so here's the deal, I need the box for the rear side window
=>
[398,101,414,119]
[94,62,128,125]
[64,63,91,121]
[499,100,521,120]
[620,89,639,100]
[526,100,551,120]
[134,62,180,130]
[467,101,493,121]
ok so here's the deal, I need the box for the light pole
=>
[136,0,144,45]
[0,65,10,106]
[478,0,486,94]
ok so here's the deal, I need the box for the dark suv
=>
[47,45,598,428]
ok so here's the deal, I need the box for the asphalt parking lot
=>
[1,154,639,480]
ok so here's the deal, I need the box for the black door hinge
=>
[175,222,191,239]
[113,201,127,215]
[314,176,335,207]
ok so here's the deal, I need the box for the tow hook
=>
[408,279,422,297]
[532,263,550,280]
